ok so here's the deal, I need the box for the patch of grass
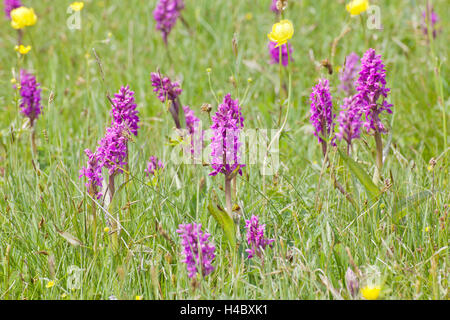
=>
[0,0,448,299]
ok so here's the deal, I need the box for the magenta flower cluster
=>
[153,0,184,44]
[145,156,164,176]
[210,94,245,177]
[19,69,42,127]
[150,72,182,103]
[80,125,128,199]
[80,87,137,199]
[111,85,140,136]
[421,5,440,39]
[268,41,293,67]
[177,223,215,278]
[183,105,202,155]
[336,96,363,147]
[96,124,128,176]
[355,48,393,133]
[245,215,274,259]
[338,52,360,96]
[309,79,335,146]
[79,149,104,199]
[270,0,279,14]
[183,105,200,136]
[4,0,21,19]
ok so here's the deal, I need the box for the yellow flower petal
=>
[70,2,84,12]
[10,7,37,29]
[15,44,31,55]
[346,0,370,16]
[361,285,381,300]
[267,19,294,47]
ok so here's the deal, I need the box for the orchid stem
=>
[30,125,37,159]
[108,173,119,251]
[90,195,97,252]
[373,131,383,185]
[225,174,232,220]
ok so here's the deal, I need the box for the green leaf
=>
[392,191,432,223]
[207,201,236,249]
[338,149,380,199]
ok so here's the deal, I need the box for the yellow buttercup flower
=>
[10,7,37,29]
[15,44,32,55]
[267,19,294,47]
[361,285,381,300]
[104,227,110,233]
[70,2,84,12]
[46,280,55,289]
[135,295,143,300]
[346,0,369,16]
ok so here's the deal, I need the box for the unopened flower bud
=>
[201,103,212,113]
[345,267,359,298]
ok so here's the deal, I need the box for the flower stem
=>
[373,131,383,185]
[324,146,356,207]
[278,45,283,127]
[30,125,37,158]
[179,14,193,36]
[17,29,23,46]
[125,143,131,218]
[169,98,181,129]
[225,174,232,219]
[108,173,119,251]
[359,14,368,48]
[90,194,97,252]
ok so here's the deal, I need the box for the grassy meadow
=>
[0,0,448,300]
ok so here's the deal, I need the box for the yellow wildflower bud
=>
[104,227,110,233]
[361,285,381,300]
[15,44,32,55]
[70,2,84,12]
[425,226,430,233]
[11,78,17,84]
[206,68,212,73]
[46,280,55,289]
[135,295,143,300]
[267,19,294,47]
[245,13,253,21]
[10,7,37,29]
[346,0,369,16]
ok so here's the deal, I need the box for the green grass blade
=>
[338,149,381,199]
[207,201,236,249]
